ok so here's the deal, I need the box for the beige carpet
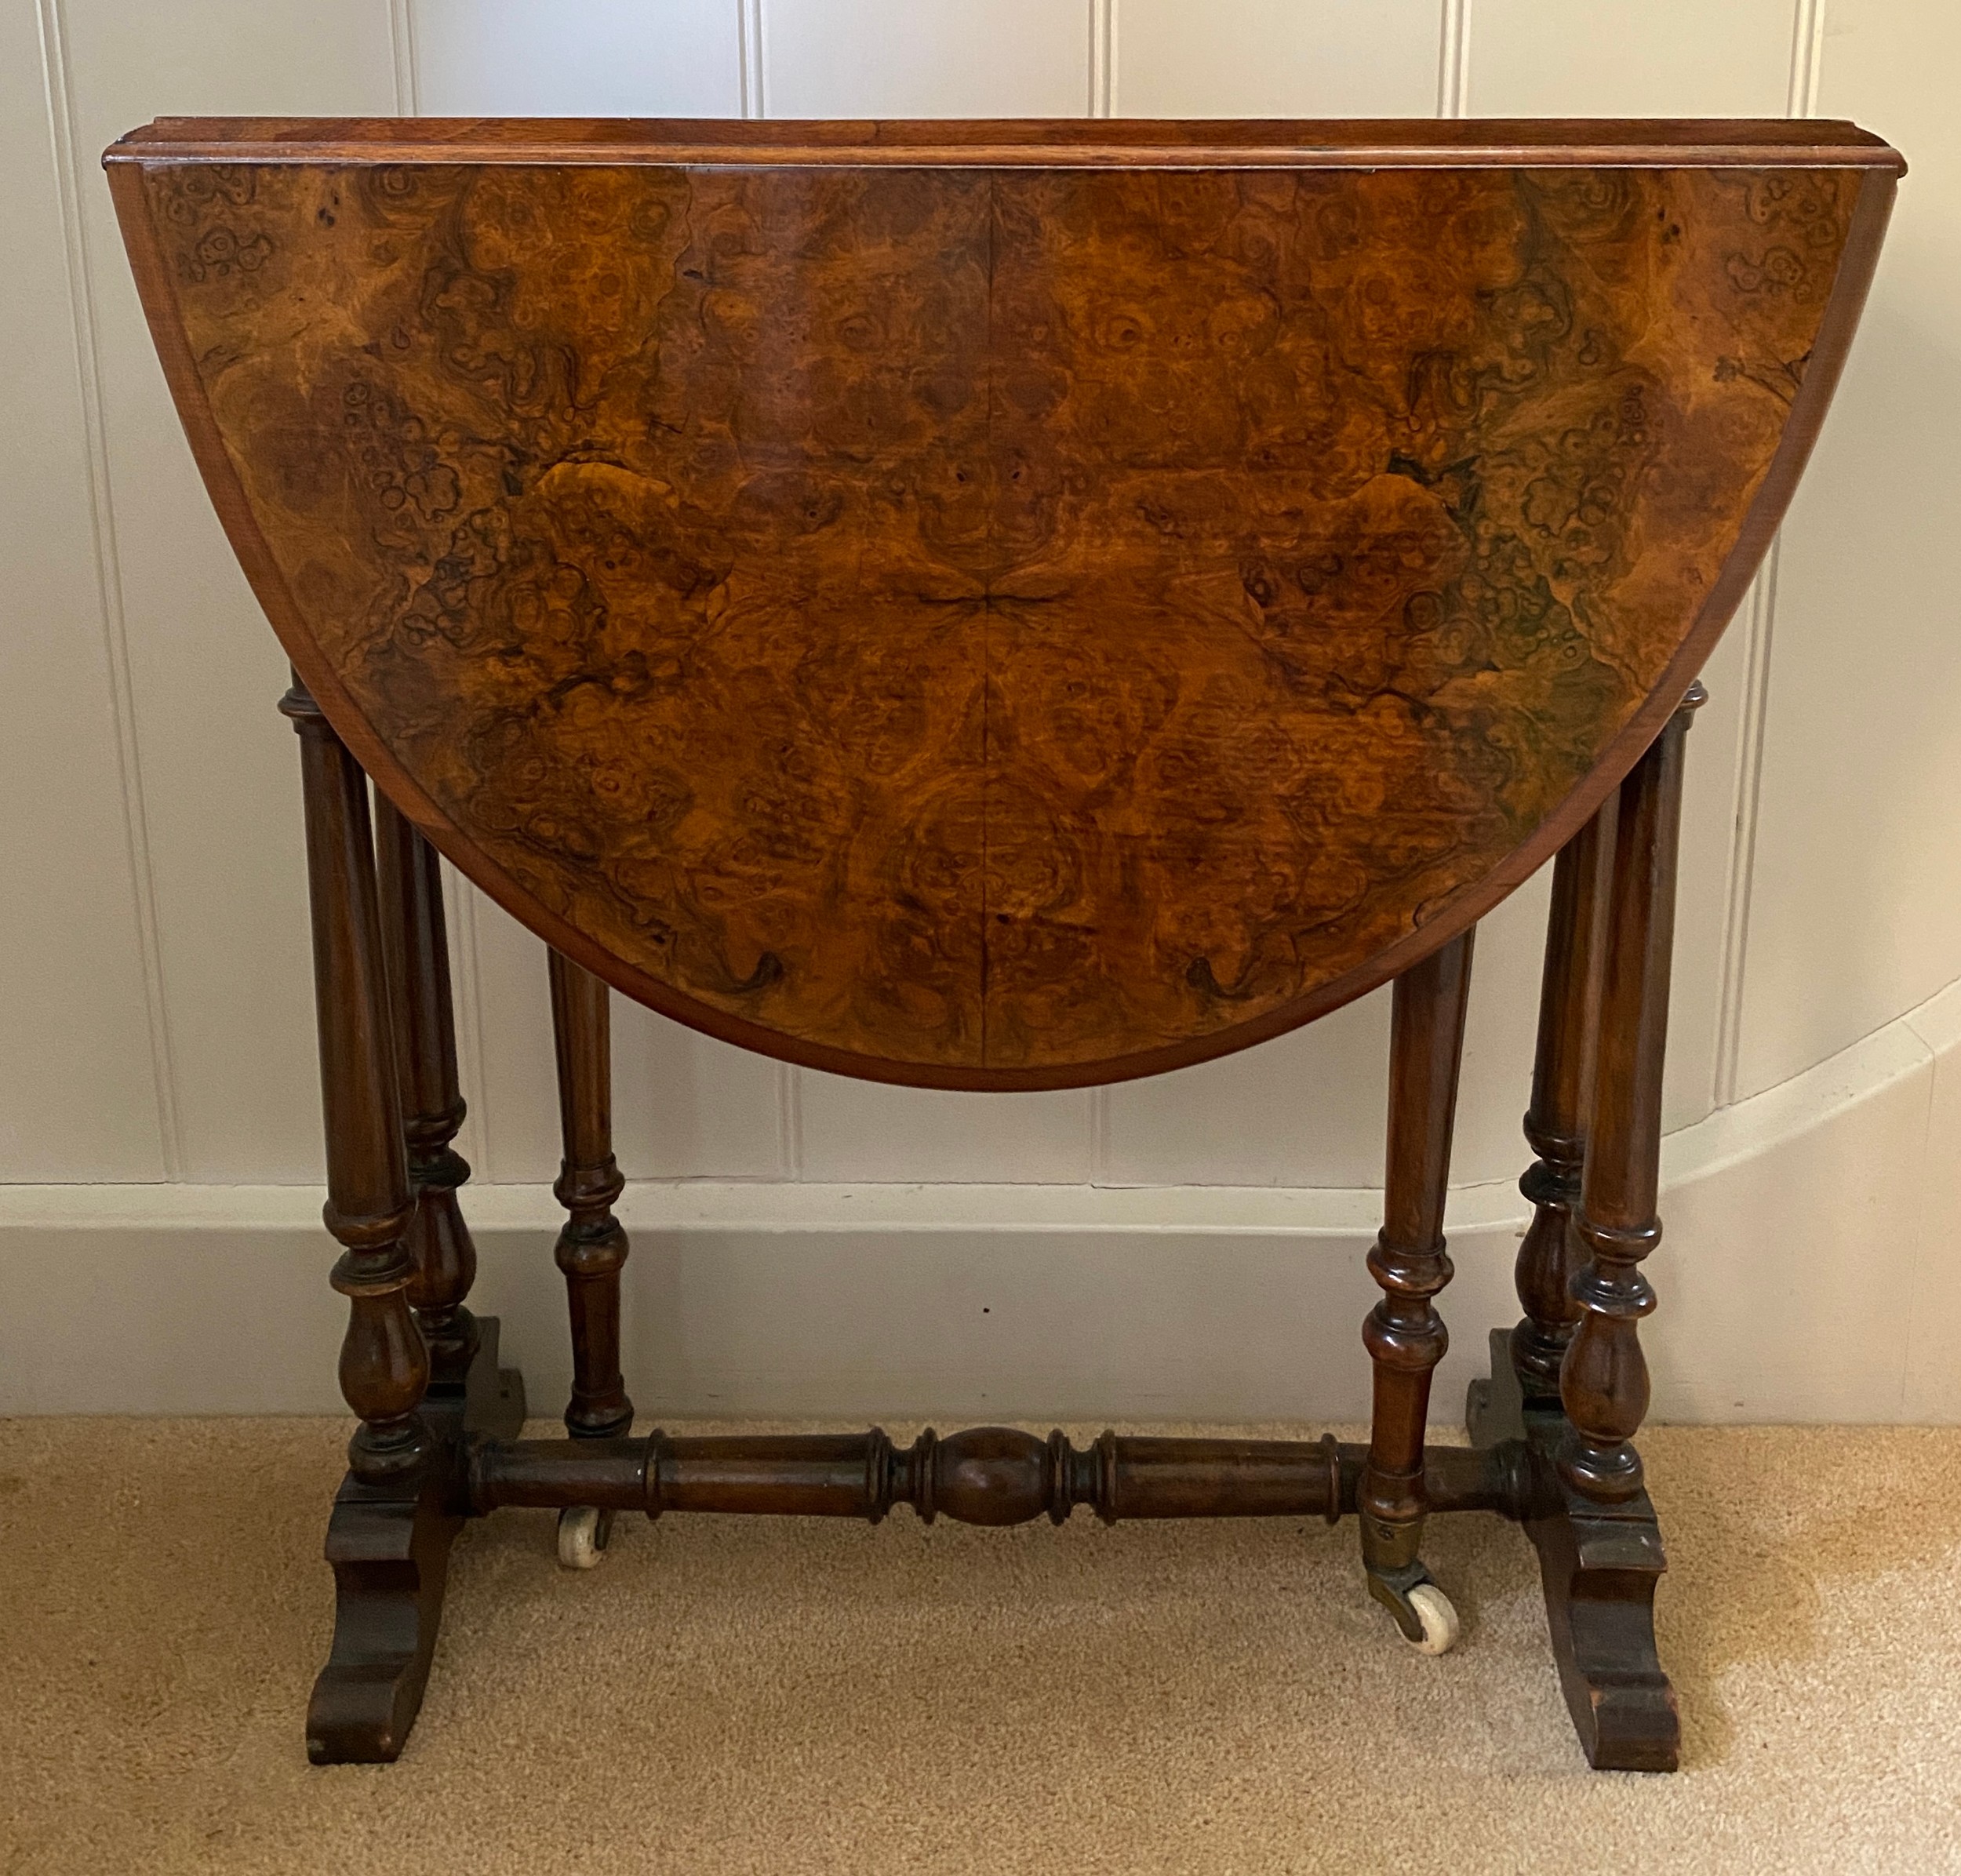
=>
[4,1418,1961,1874]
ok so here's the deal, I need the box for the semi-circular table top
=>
[107,118,1900,1088]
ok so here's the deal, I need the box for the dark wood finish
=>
[548,949,634,1442]
[468,1427,1526,1524]
[111,120,1900,1772]
[1511,804,1617,1400]
[106,119,1900,1089]
[1463,683,1702,1773]
[286,676,443,1762]
[1360,930,1473,1638]
[1562,684,1702,1504]
[374,796,478,1376]
[286,682,529,1763]
[282,678,427,1485]
[309,1314,526,1765]
[104,113,1905,168]
[1469,1328,1677,1772]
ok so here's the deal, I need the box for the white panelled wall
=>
[3,0,1959,1422]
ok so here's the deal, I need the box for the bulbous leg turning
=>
[1468,687,1703,1772]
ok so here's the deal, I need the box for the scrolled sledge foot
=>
[306,1478,457,1765]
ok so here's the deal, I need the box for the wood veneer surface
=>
[107,122,1897,1086]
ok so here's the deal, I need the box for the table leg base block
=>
[305,1318,526,1765]
[1469,1328,1679,1773]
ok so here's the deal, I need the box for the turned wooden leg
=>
[1511,803,1617,1403]
[1562,685,1702,1503]
[1468,682,1704,1772]
[375,797,478,1381]
[548,950,633,1568]
[286,682,524,1765]
[286,678,434,1761]
[549,950,633,1439]
[285,681,428,1488]
[1360,928,1474,1645]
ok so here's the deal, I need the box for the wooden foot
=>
[1470,1328,1677,1772]
[306,1317,526,1765]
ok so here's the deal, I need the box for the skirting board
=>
[5,981,1960,1423]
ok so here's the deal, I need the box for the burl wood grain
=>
[133,156,1861,1080]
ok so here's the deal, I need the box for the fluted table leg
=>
[1359,928,1474,1646]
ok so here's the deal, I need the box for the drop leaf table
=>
[104,115,1900,1769]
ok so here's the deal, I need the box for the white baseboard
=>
[5,984,1959,1423]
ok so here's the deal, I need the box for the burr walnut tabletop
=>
[107,118,1899,1088]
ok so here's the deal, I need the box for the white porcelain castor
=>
[1405,1581,1461,1656]
[556,1504,612,1570]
